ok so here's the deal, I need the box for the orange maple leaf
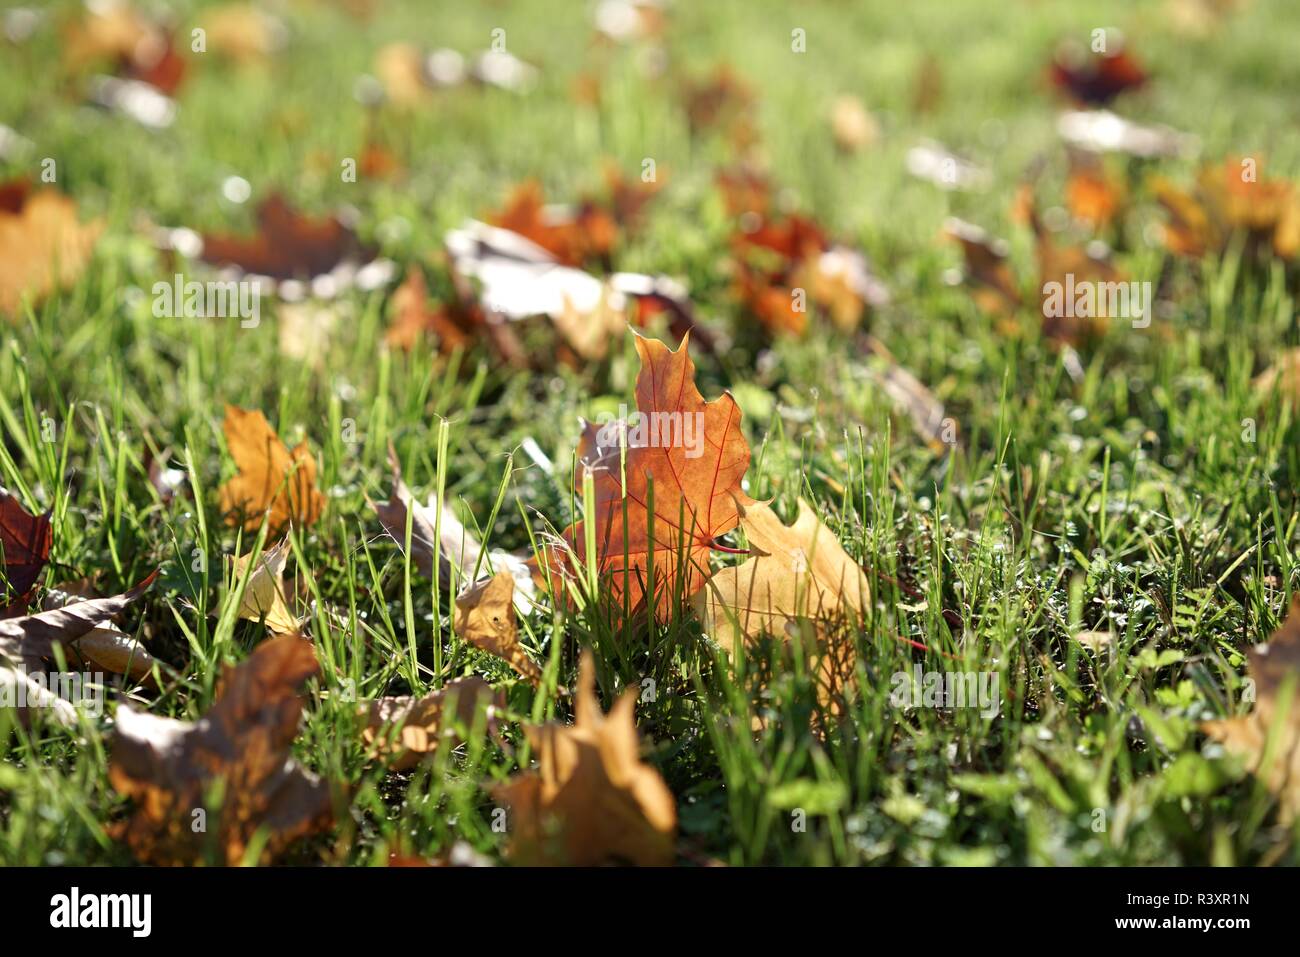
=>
[542,333,754,618]
[218,405,324,535]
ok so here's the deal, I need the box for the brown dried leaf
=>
[1203,598,1300,824]
[361,677,501,771]
[495,650,676,865]
[0,489,51,599]
[695,499,870,647]
[454,572,541,683]
[218,405,324,535]
[109,635,333,865]
[0,572,157,673]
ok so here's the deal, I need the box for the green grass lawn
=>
[3,0,1300,866]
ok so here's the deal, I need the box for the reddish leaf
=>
[0,491,52,599]
[1050,44,1147,107]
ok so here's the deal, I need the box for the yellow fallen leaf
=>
[454,572,541,684]
[495,650,676,865]
[229,540,302,636]
[0,186,103,317]
[1204,598,1300,824]
[218,405,325,535]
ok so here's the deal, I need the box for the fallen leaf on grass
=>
[730,208,888,336]
[200,4,287,62]
[495,650,676,865]
[1203,598,1300,823]
[943,218,1021,317]
[695,499,870,647]
[0,664,78,726]
[454,572,541,683]
[1153,158,1300,261]
[0,572,157,674]
[218,405,325,535]
[42,581,160,684]
[682,65,757,152]
[861,334,955,451]
[198,194,376,283]
[109,635,333,865]
[445,219,702,359]
[487,180,619,269]
[361,677,501,770]
[1057,109,1194,159]
[229,540,302,636]
[372,44,536,102]
[0,179,103,317]
[538,332,754,619]
[946,195,1124,347]
[383,265,479,354]
[1065,151,1127,230]
[0,489,51,600]
[1049,39,1148,107]
[371,449,537,614]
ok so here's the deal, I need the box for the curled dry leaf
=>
[0,664,78,726]
[0,571,157,674]
[454,572,541,683]
[495,650,676,865]
[0,179,103,317]
[538,333,754,619]
[361,676,501,771]
[371,449,537,615]
[1203,598,1300,824]
[229,540,303,636]
[42,581,160,685]
[0,489,52,600]
[445,219,702,361]
[218,404,325,535]
[109,635,332,865]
